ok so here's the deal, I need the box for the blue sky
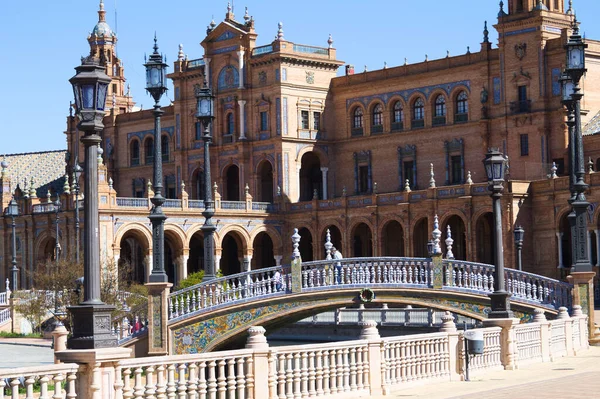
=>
[1,1,599,154]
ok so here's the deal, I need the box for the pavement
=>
[0,337,52,348]
[376,345,600,399]
[0,338,54,368]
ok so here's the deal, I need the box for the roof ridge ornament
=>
[483,21,489,43]
[277,22,284,41]
[498,0,507,17]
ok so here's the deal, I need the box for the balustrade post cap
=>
[439,311,457,332]
[245,326,269,349]
[571,304,584,317]
[359,320,380,340]
[557,306,570,320]
[532,308,547,323]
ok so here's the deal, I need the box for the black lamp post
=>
[483,149,514,319]
[145,35,169,283]
[5,198,19,292]
[73,160,83,264]
[53,199,62,317]
[513,225,524,272]
[195,79,217,281]
[68,55,116,349]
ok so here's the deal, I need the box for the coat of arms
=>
[515,43,527,60]
[306,71,315,84]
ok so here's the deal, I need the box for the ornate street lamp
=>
[73,160,83,263]
[68,55,116,349]
[483,149,514,319]
[5,197,19,291]
[145,35,169,283]
[513,225,524,272]
[195,79,216,281]
[564,20,592,272]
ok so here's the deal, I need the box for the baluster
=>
[122,368,133,399]
[246,355,254,399]
[133,367,145,399]
[526,278,532,299]
[144,366,156,399]
[38,375,49,399]
[301,351,309,397]
[408,264,413,284]
[349,347,357,391]
[52,374,64,399]
[285,353,294,398]
[315,350,324,396]
[322,350,331,396]
[268,354,277,399]
[67,372,77,399]
[156,365,167,399]
[187,362,198,399]
[356,346,364,390]
[226,358,236,397]
[177,364,187,399]
[236,357,246,399]
[207,360,217,399]
[335,349,344,392]
[329,350,338,394]
[277,354,287,399]
[477,269,483,290]
[24,376,35,399]
[217,360,227,398]
[302,269,308,288]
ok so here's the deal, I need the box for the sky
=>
[1,0,600,155]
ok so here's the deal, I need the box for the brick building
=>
[3,0,600,288]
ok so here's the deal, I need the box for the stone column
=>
[595,229,600,267]
[237,50,245,89]
[180,253,189,281]
[320,167,329,200]
[359,321,383,395]
[482,318,520,370]
[296,165,302,202]
[556,232,564,268]
[203,56,211,84]
[244,255,252,272]
[274,255,283,266]
[245,326,270,398]
[567,271,598,343]
[236,101,247,142]
[145,253,152,283]
[146,281,173,356]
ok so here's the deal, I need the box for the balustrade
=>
[514,323,543,363]
[458,327,503,374]
[116,197,149,208]
[0,364,79,399]
[0,308,10,326]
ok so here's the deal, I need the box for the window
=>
[456,91,469,120]
[451,155,462,184]
[130,140,140,166]
[353,108,364,128]
[372,104,383,126]
[517,0,524,12]
[403,161,414,188]
[313,112,321,131]
[275,69,280,82]
[354,150,372,194]
[133,179,145,198]
[434,95,446,117]
[517,85,529,113]
[359,165,369,194]
[112,83,117,95]
[227,113,235,135]
[398,145,417,190]
[144,138,154,165]
[281,68,287,81]
[520,134,529,156]
[161,135,169,162]
[412,98,424,128]
[195,122,202,140]
[553,158,565,176]
[444,138,464,185]
[392,101,404,131]
[301,110,309,129]
[165,175,176,199]
[260,111,268,131]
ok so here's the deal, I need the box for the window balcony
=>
[432,116,446,126]
[411,120,425,129]
[223,134,234,144]
[371,125,383,134]
[145,156,154,165]
[510,100,532,114]
[351,127,364,137]
[454,113,468,123]
[162,154,169,163]
[391,121,404,132]
[131,158,140,166]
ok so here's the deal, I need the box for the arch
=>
[118,229,150,284]
[351,105,364,129]
[190,167,205,200]
[130,139,140,166]
[224,164,240,201]
[298,227,314,261]
[381,220,405,256]
[475,212,494,265]
[455,90,469,115]
[433,94,447,117]
[161,134,170,162]
[299,152,322,201]
[187,230,204,276]
[249,225,283,254]
[370,101,384,128]
[351,223,373,257]
[296,145,329,167]
[34,232,57,265]
[217,65,240,90]
[114,223,152,251]
[321,225,343,258]
[391,99,404,126]
[441,215,466,260]
[216,225,252,252]
[226,112,235,136]
[256,160,274,203]
[221,231,245,276]
[251,232,275,270]
[413,218,429,257]
[144,137,154,165]
[411,96,425,125]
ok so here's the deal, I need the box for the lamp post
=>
[73,160,83,263]
[5,198,19,291]
[564,20,592,272]
[145,35,169,283]
[68,55,116,349]
[513,225,524,272]
[53,199,62,318]
[483,149,514,319]
[195,79,217,281]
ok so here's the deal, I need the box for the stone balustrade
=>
[0,307,10,326]
[0,363,79,399]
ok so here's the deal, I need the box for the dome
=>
[92,21,113,37]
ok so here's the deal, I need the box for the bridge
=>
[118,256,573,354]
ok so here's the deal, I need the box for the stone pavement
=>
[0,337,52,347]
[376,346,600,399]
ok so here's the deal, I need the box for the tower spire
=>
[98,0,106,23]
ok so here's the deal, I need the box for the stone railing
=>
[112,302,149,343]
[252,44,274,56]
[0,307,10,326]
[163,199,182,208]
[0,363,79,398]
[31,202,59,214]
[0,291,8,305]
[458,327,503,375]
[116,197,149,208]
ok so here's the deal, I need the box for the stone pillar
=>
[567,271,598,343]
[238,100,247,140]
[482,318,520,370]
[245,326,270,399]
[320,167,329,200]
[439,312,461,381]
[145,282,173,356]
[237,50,245,89]
[359,321,383,395]
[296,165,302,202]
[556,232,564,268]
[533,309,551,362]
[180,253,189,281]
[588,231,593,267]
[595,229,600,267]
[244,255,252,272]
[52,325,69,364]
[274,255,282,266]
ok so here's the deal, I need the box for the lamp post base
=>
[488,291,514,319]
[67,304,117,349]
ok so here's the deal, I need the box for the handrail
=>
[116,197,149,208]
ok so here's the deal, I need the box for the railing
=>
[223,134,234,144]
[444,260,572,309]
[251,202,274,211]
[391,121,404,131]
[293,44,329,55]
[0,363,80,398]
[454,113,468,123]
[458,327,503,374]
[113,302,149,343]
[510,100,532,114]
[0,307,10,326]
[371,125,383,134]
[550,320,567,357]
[187,58,205,69]
[188,199,205,208]
[116,197,149,208]
[432,116,446,126]
[32,202,58,214]
[221,201,246,210]
[163,199,182,208]
[351,127,363,137]
[514,323,543,363]
[252,44,274,56]
[411,119,425,128]
[0,291,7,305]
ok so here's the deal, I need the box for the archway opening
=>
[119,231,148,284]
[442,215,467,260]
[559,214,573,269]
[39,237,58,263]
[321,226,342,258]
[191,168,205,200]
[221,233,243,276]
[251,232,275,270]
[299,152,322,201]
[163,232,181,285]
[413,218,429,257]
[352,223,373,257]
[476,213,494,264]
[188,231,205,276]
[257,161,274,203]
[225,165,240,201]
[298,227,314,261]
[382,221,405,256]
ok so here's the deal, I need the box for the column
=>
[238,100,246,140]
[274,255,283,266]
[215,248,222,275]
[296,165,302,202]
[556,232,564,268]
[595,229,600,267]
[320,167,329,200]
[181,254,189,281]
[243,255,252,272]
[237,50,245,89]
[145,254,152,283]
[203,56,211,84]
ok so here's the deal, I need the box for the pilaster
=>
[482,318,520,370]
[145,282,173,356]
[567,271,598,343]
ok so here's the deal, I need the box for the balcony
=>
[510,100,532,114]
[145,156,154,165]
[223,135,234,144]
[371,125,383,135]
[432,116,446,126]
[131,158,140,167]
[351,127,364,137]
[454,113,468,123]
[391,121,404,132]
[411,119,425,129]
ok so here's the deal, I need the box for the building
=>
[2,0,600,289]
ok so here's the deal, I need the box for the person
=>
[273,268,283,291]
[332,247,343,284]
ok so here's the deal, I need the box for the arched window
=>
[434,95,446,117]
[372,104,383,126]
[392,101,404,131]
[130,140,140,166]
[227,113,235,135]
[161,135,169,162]
[144,138,154,165]
[352,107,364,136]
[456,91,469,123]
[412,98,424,128]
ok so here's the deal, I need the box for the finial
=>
[213,181,218,194]
[63,174,71,195]
[244,6,250,22]
[446,50,450,58]
[181,179,186,193]
[325,229,333,260]
[109,177,114,190]
[97,146,104,165]
[29,177,36,198]
[245,184,250,195]
[483,21,489,43]
[498,1,507,17]
[404,58,408,66]
[313,189,318,199]
[147,180,152,192]
[404,179,411,192]
[466,171,473,184]
[277,22,284,40]
[277,185,281,196]
[429,163,436,188]
[589,157,594,174]
[178,44,185,61]
[425,54,428,62]
[550,162,558,179]
[0,157,7,179]
[153,32,159,54]
[573,14,580,35]
[432,215,442,255]
[292,228,301,260]
[227,1,232,13]
[327,33,334,49]
[98,0,106,22]
[46,189,51,200]
[567,0,573,14]
[383,61,387,69]
[467,46,471,54]
[445,225,455,260]
[373,182,378,194]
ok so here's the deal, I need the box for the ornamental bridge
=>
[120,256,573,355]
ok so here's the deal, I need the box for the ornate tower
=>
[87,0,134,114]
